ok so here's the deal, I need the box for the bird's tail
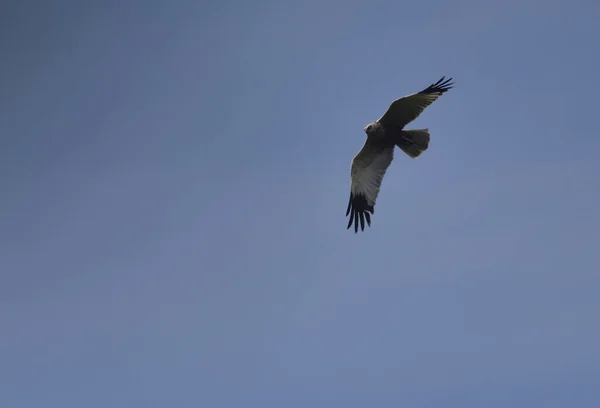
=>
[396,129,430,158]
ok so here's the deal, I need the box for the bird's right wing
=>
[377,76,454,129]
[346,143,395,233]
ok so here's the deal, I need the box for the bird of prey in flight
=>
[346,76,454,233]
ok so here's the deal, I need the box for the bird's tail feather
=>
[396,129,430,158]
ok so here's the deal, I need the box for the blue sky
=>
[1,0,599,406]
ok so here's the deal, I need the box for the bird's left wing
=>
[346,143,395,233]
[377,76,454,129]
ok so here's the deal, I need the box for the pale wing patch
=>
[351,147,394,206]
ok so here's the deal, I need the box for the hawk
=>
[346,76,454,233]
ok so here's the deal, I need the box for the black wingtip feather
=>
[346,208,354,230]
[345,193,352,216]
[345,193,374,233]
[421,76,454,95]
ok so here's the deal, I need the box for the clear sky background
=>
[1,0,599,407]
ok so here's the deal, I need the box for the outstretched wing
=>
[377,76,454,129]
[346,142,395,233]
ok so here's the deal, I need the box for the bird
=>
[346,76,454,233]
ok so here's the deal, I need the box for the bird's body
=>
[346,77,454,233]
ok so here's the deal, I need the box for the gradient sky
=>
[1,0,599,407]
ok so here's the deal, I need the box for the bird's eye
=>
[366,125,372,132]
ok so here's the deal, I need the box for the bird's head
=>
[364,122,379,135]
